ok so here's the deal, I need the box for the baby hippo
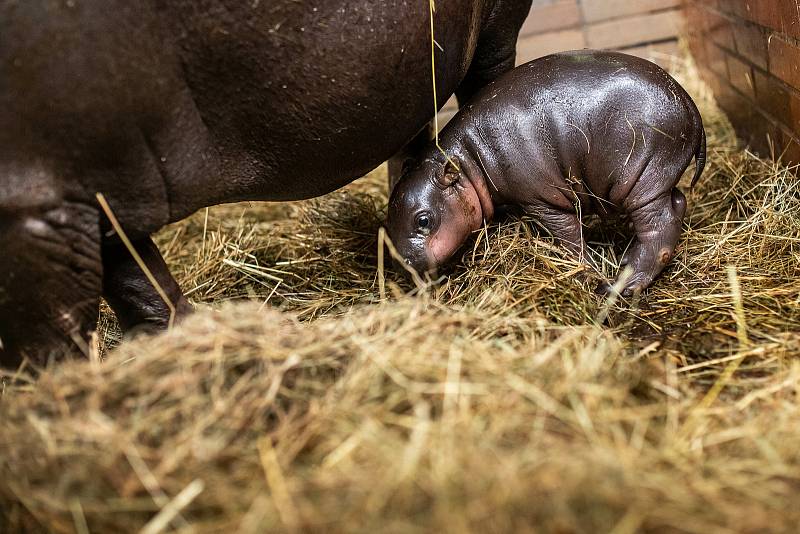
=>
[387,50,706,295]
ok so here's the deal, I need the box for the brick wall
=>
[684,1,800,163]
[516,0,684,65]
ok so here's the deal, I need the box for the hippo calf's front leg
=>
[524,199,597,270]
[101,237,193,334]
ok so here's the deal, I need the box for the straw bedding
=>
[2,55,800,533]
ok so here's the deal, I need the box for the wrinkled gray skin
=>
[0,0,532,367]
[387,50,706,295]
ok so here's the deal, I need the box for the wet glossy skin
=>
[387,50,706,294]
[0,0,532,366]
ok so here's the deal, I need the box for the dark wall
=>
[684,0,800,163]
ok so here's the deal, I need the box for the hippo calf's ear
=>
[438,157,461,187]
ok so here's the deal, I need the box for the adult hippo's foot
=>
[102,237,193,335]
[0,200,103,368]
[0,215,192,369]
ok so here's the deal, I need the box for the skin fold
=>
[387,50,706,295]
[0,0,532,367]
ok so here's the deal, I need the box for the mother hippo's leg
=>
[455,0,533,104]
[101,237,192,334]
[0,201,103,368]
[388,0,531,191]
[619,187,687,296]
[388,123,435,191]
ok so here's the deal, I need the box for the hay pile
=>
[2,54,800,533]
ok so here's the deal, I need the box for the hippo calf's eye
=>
[415,212,433,234]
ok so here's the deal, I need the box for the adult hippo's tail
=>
[691,125,707,188]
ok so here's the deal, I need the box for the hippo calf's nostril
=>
[594,281,613,295]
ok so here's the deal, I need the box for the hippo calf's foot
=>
[524,200,613,289]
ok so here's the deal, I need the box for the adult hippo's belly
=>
[0,0,531,366]
[167,2,501,206]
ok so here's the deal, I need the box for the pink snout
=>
[395,225,471,278]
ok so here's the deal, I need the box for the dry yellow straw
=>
[95,192,176,329]
[258,437,299,530]
[429,0,459,171]
[694,265,751,411]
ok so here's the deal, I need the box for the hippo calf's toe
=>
[387,50,706,295]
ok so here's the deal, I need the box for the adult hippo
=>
[0,0,532,366]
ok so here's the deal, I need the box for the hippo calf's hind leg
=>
[101,237,192,335]
[618,187,687,296]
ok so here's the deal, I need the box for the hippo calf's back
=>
[468,50,705,211]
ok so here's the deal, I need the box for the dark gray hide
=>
[0,0,532,366]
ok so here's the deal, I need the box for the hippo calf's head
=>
[386,155,485,277]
